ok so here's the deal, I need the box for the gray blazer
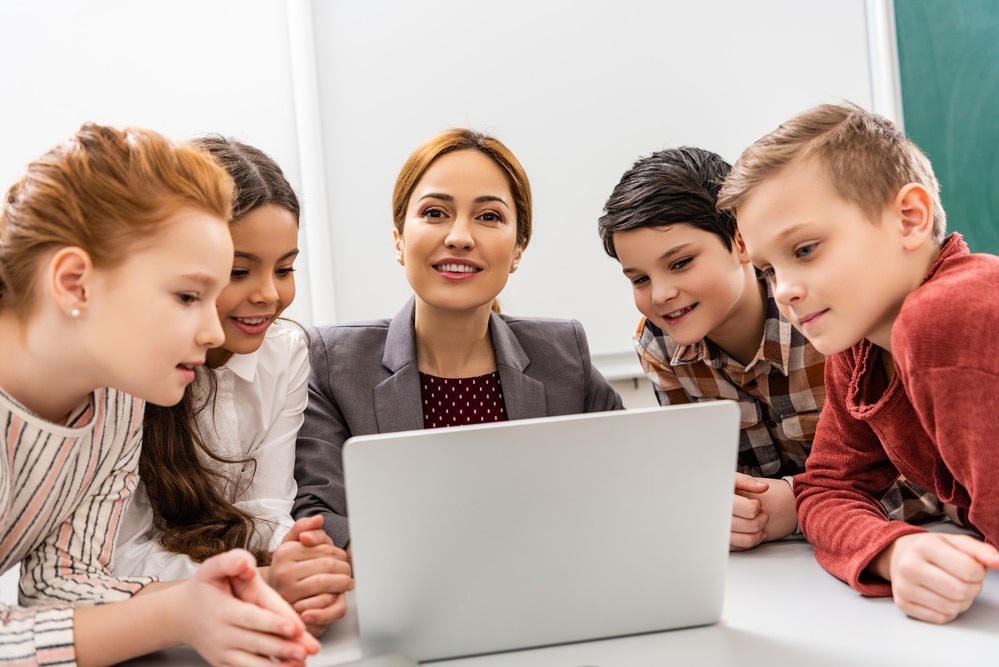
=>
[293,298,623,546]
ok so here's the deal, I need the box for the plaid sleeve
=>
[634,318,690,407]
[880,476,943,523]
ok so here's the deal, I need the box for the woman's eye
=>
[177,292,200,305]
[231,269,249,281]
[422,207,446,219]
[277,267,296,278]
[479,211,502,223]
[760,266,776,282]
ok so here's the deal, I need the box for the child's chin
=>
[808,336,853,357]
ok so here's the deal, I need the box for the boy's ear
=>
[48,246,93,316]
[733,228,752,265]
[893,183,934,251]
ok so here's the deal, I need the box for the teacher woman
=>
[293,129,623,549]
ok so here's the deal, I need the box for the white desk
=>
[124,535,999,666]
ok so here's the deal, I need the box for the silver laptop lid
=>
[343,402,739,662]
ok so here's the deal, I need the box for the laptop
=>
[342,401,739,662]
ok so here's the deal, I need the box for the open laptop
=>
[342,401,739,662]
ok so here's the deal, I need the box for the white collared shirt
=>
[114,323,309,580]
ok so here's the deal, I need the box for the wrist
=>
[869,541,896,581]
[781,475,802,536]
[258,564,273,588]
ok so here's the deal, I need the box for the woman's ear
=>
[510,245,524,273]
[393,229,405,266]
[48,246,92,317]
[893,183,934,251]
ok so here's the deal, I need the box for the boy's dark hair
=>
[598,147,735,259]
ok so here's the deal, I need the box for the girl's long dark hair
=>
[139,136,300,564]
[141,372,270,563]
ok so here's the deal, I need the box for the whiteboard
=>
[309,0,877,370]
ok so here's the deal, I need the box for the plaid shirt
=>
[634,278,940,523]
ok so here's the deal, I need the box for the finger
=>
[730,528,766,551]
[274,539,346,566]
[943,534,999,570]
[197,549,258,587]
[896,578,980,624]
[302,594,348,628]
[896,597,968,625]
[899,551,984,603]
[216,647,308,667]
[281,515,325,544]
[734,472,769,494]
[230,573,310,638]
[732,513,767,536]
[732,493,762,520]
[293,592,337,613]
[228,627,314,664]
[273,554,353,591]
[922,536,992,584]
[298,529,340,552]
[227,595,308,640]
[282,572,354,607]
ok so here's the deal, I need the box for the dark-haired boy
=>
[719,101,999,622]
[598,146,937,551]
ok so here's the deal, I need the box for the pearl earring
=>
[511,262,520,272]
[70,308,81,318]
[396,252,403,264]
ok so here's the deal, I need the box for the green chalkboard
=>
[895,0,999,254]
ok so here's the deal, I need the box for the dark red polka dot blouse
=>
[419,371,508,429]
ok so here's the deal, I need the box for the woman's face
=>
[395,149,522,314]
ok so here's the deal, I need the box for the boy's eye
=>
[671,257,693,271]
[630,275,649,287]
[177,292,200,305]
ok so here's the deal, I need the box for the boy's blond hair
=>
[717,101,947,244]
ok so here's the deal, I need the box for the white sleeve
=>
[232,328,309,550]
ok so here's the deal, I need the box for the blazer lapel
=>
[490,313,548,420]
[373,299,425,433]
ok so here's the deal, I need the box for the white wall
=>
[307,0,881,376]
[0,1,895,378]
[0,0,314,319]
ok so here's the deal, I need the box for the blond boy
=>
[718,102,999,623]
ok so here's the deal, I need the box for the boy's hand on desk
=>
[876,532,999,624]
[268,515,354,637]
[731,473,770,550]
[730,473,799,551]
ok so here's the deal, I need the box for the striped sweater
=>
[1,387,154,667]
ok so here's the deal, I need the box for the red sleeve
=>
[795,349,926,597]
[891,265,999,545]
